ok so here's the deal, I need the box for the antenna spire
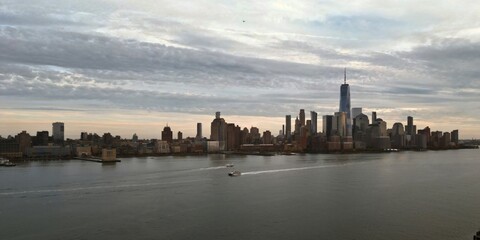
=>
[344,68,346,84]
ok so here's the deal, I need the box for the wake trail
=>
[0,179,207,196]
[242,162,362,175]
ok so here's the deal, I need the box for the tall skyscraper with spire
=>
[339,68,352,136]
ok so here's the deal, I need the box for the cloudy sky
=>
[1,0,479,139]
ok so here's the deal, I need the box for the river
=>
[1,149,479,239]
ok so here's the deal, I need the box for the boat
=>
[226,164,234,167]
[0,158,16,167]
[228,170,241,177]
[2,161,16,167]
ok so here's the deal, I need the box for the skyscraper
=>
[334,112,347,137]
[352,107,362,119]
[177,131,183,141]
[310,111,317,135]
[339,68,352,136]
[210,112,227,150]
[299,109,305,127]
[322,115,333,139]
[52,122,64,143]
[162,125,173,143]
[196,123,202,139]
[285,115,291,143]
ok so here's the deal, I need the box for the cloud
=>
[0,0,480,138]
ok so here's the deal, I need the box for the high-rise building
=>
[339,68,352,136]
[285,115,291,143]
[15,131,31,154]
[334,112,347,137]
[372,112,377,123]
[196,123,202,139]
[210,112,227,150]
[294,117,300,135]
[35,131,49,146]
[162,125,173,143]
[263,130,272,144]
[52,122,64,143]
[352,107,362,119]
[310,111,318,135]
[250,126,260,144]
[226,123,237,150]
[391,122,406,148]
[81,132,88,141]
[322,115,333,139]
[299,109,305,127]
[177,131,183,141]
[405,116,417,146]
[451,130,459,145]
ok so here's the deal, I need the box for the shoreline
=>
[5,145,477,162]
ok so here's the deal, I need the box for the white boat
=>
[0,158,16,167]
[228,170,241,177]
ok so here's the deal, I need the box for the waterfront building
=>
[250,127,261,144]
[353,113,369,149]
[81,132,88,141]
[441,132,452,148]
[161,126,173,143]
[366,118,391,149]
[405,116,417,147]
[15,131,31,154]
[210,112,227,150]
[263,130,272,144]
[285,115,292,143]
[334,112,347,137]
[196,123,202,140]
[310,111,317,135]
[391,122,406,148]
[415,134,427,149]
[52,122,64,144]
[103,133,114,145]
[155,141,170,153]
[177,131,183,141]
[451,130,459,145]
[226,123,237,151]
[306,120,312,136]
[339,68,352,136]
[35,131,49,146]
[241,127,250,145]
[352,107,362,119]
[294,117,300,135]
[299,109,305,127]
[372,112,377,122]
[322,115,334,139]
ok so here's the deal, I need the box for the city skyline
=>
[1,1,480,138]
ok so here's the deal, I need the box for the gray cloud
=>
[1,1,480,137]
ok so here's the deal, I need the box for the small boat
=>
[2,162,16,167]
[226,164,234,167]
[0,159,16,167]
[228,170,241,177]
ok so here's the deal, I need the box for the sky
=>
[1,0,480,139]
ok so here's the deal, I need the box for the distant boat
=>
[228,170,241,177]
[0,158,16,167]
[226,164,234,167]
